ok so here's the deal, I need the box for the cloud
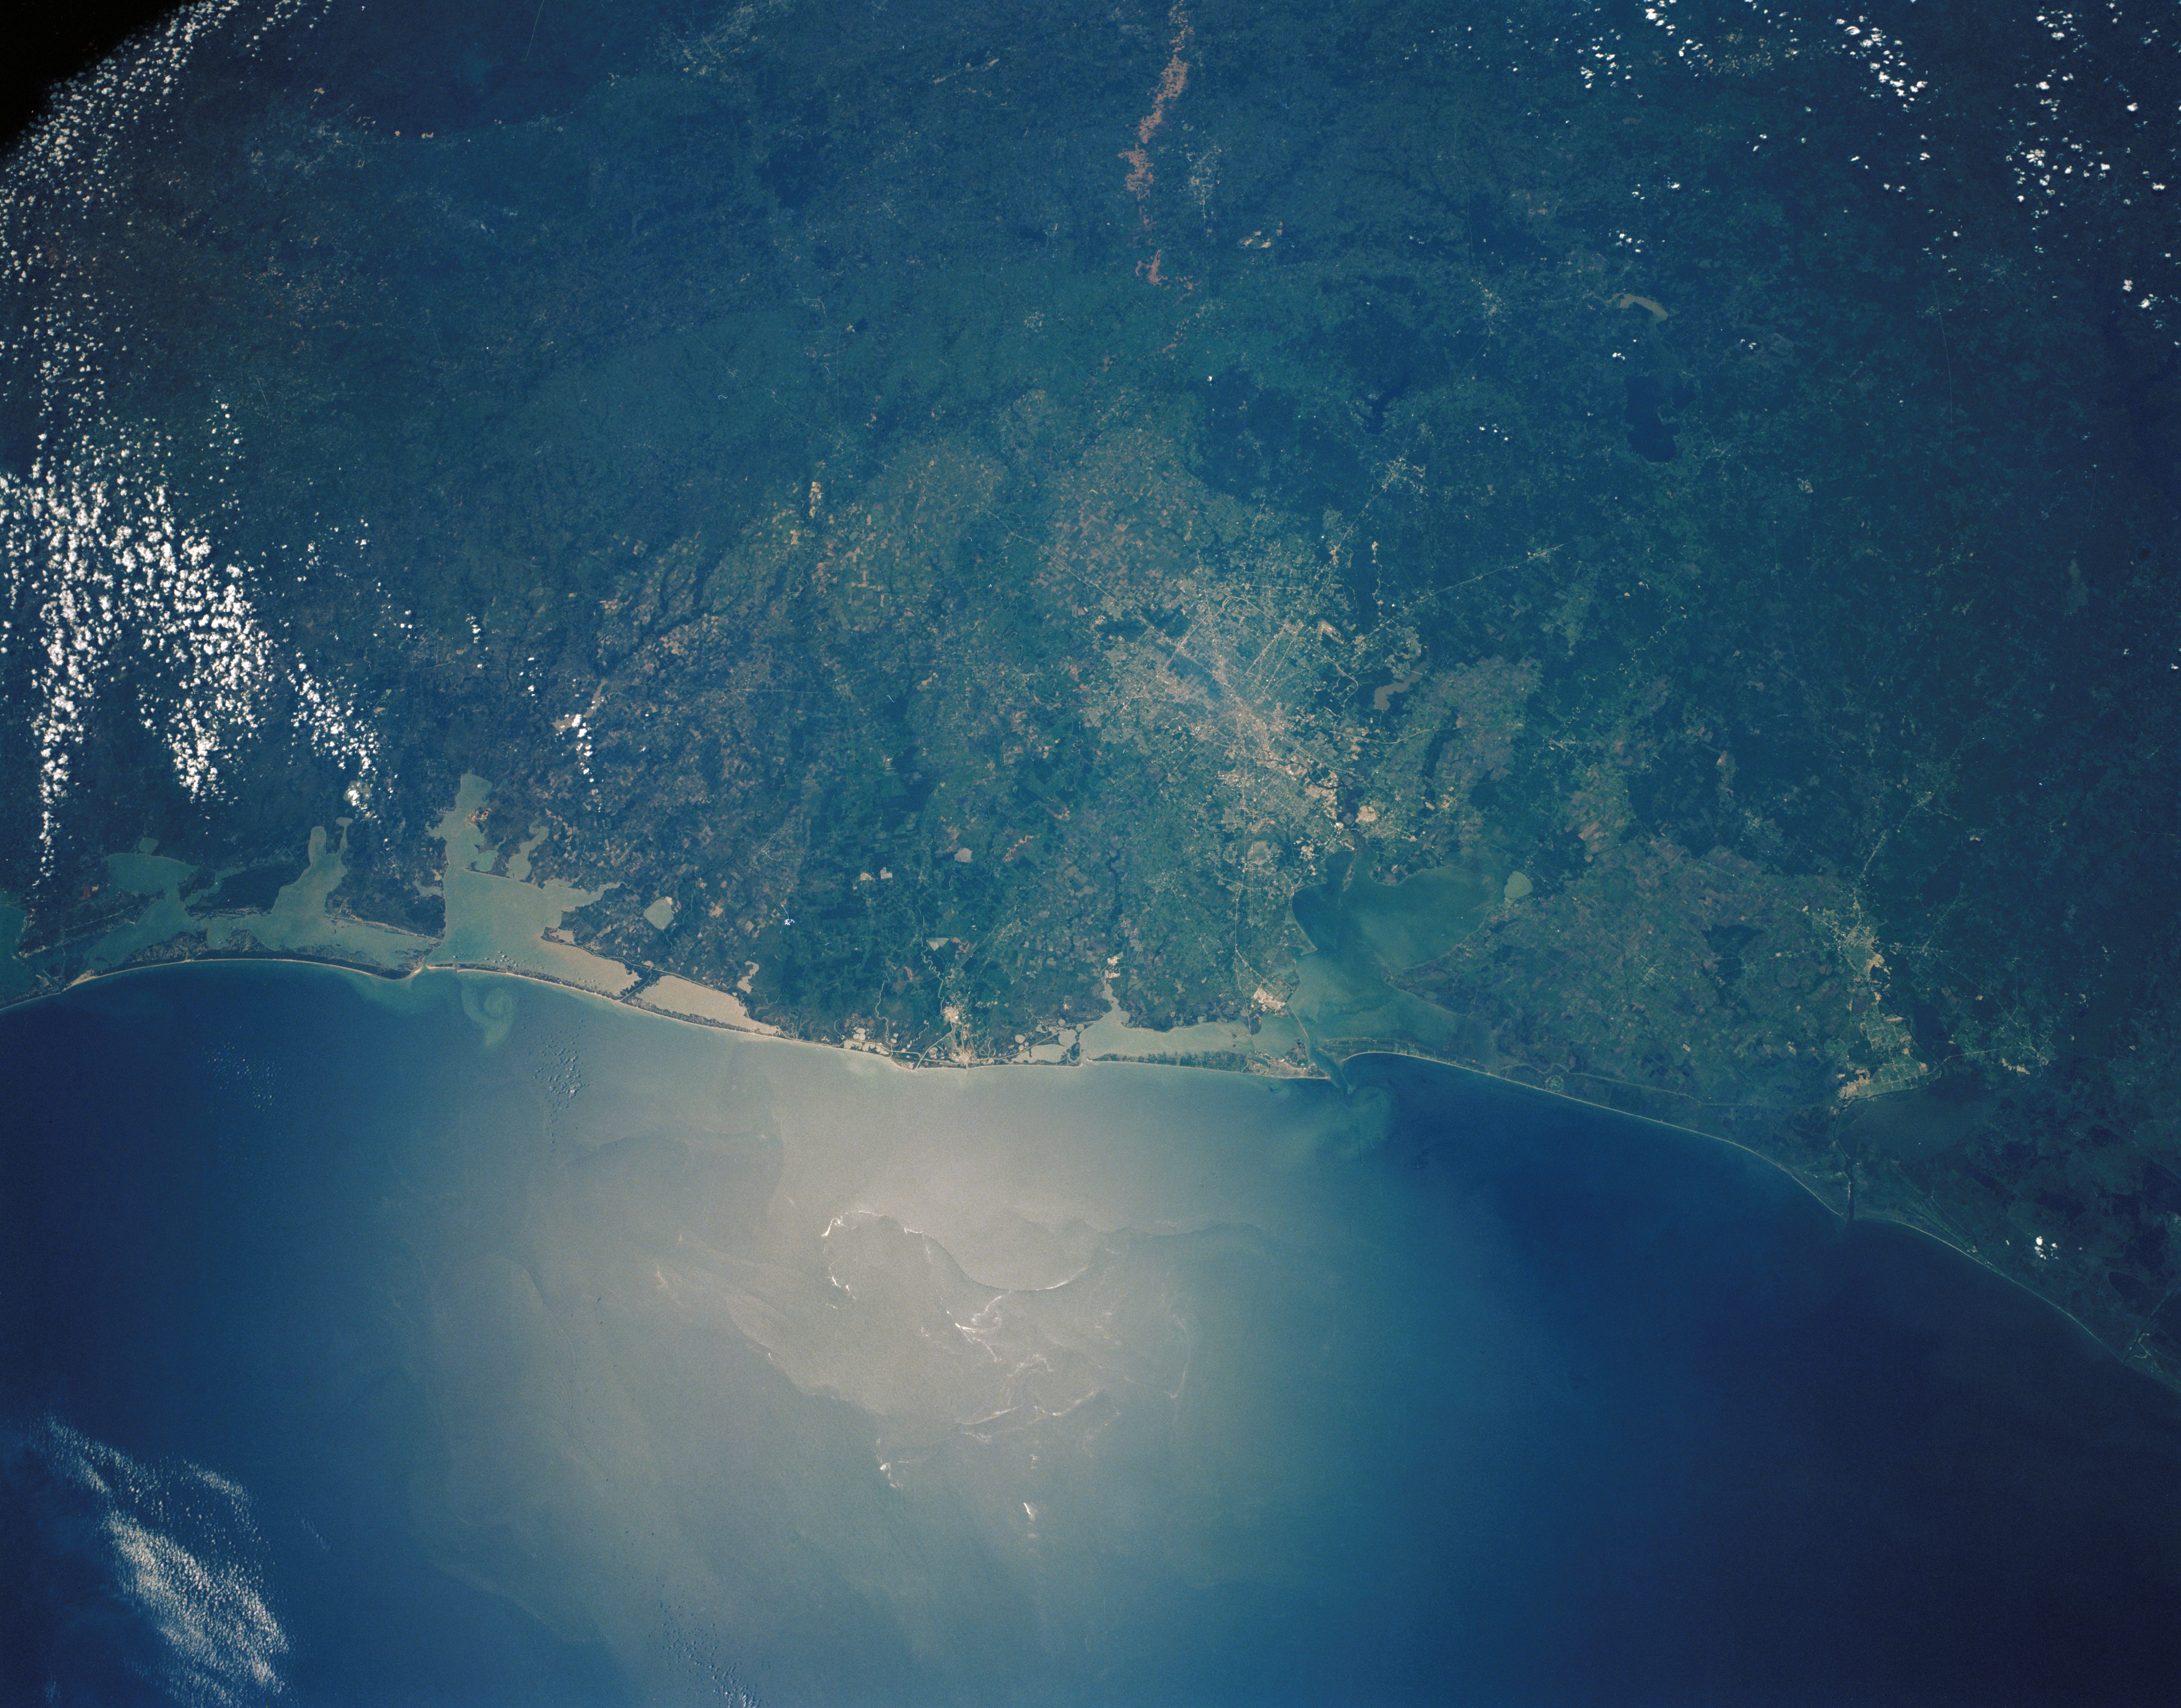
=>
[0,1416,287,1705]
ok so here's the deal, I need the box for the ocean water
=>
[5,962,2181,1705]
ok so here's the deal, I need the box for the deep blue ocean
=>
[6,962,2181,1704]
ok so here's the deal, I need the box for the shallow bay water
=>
[4,963,2181,1704]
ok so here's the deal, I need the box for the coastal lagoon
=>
[7,963,2181,1704]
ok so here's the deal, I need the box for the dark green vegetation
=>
[5,1,2181,1382]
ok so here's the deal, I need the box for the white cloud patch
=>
[1,421,378,864]
[2,1416,289,1704]
[0,0,368,866]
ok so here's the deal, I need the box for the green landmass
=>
[4,1,2179,1384]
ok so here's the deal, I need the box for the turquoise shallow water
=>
[6,962,2181,1704]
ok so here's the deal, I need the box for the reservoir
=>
[5,962,2181,1704]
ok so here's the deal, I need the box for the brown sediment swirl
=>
[1121,3,1193,204]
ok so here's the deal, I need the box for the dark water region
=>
[0,970,626,1706]
[1621,374,1685,464]
[5,963,2181,1705]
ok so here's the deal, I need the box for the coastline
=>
[2,801,2163,1396]
[12,925,2178,1705]
[0,942,2026,1280]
